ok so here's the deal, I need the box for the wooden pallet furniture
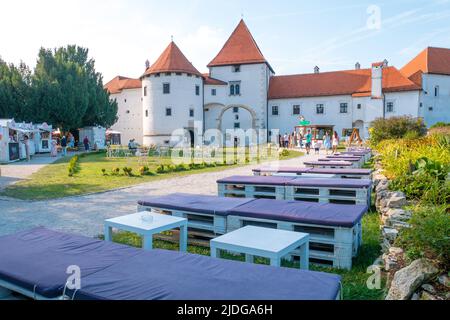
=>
[137,194,367,270]
[303,160,356,169]
[217,175,296,200]
[226,199,366,270]
[252,167,373,179]
[285,178,372,206]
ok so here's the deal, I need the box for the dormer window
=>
[233,65,241,73]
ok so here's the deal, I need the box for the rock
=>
[421,284,436,294]
[390,221,411,230]
[387,196,407,209]
[411,292,420,300]
[376,180,390,193]
[373,255,384,267]
[438,274,450,288]
[420,291,438,300]
[385,209,412,222]
[381,237,392,252]
[383,227,399,242]
[389,247,404,256]
[386,259,439,300]
[384,254,399,271]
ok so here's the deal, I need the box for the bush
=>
[139,166,149,176]
[111,167,120,175]
[369,116,427,146]
[156,164,166,174]
[122,167,133,176]
[67,155,79,177]
[101,168,107,176]
[279,149,290,157]
[430,122,450,129]
[396,206,450,268]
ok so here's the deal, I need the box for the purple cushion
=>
[253,167,312,174]
[217,175,297,186]
[229,199,367,228]
[304,161,353,167]
[287,178,372,188]
[138,193,254,216]
[320,157,360,162]
[309,168,372,175]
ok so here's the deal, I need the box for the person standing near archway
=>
[332,131,339,154]
[305,130,312,155]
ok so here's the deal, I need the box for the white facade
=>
[142,73,203,146]
[419,74,450,126]
[109,88,143,145]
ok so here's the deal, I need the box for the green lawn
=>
[110,212,385,300]
[1,150,303,200]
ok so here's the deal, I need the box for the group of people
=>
[279,130,341,155]
[51,133,91,157]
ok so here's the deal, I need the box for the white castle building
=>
[105,20,450,146]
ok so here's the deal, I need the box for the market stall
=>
[79,126,107,150]
[33,123,53,153]
[0,119,38,163]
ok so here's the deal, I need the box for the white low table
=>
[210,226,310,270]
[104,212,188,252]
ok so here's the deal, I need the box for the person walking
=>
[323,132,332,155]
[283,133,289,148]
[305,130,312,155]
[61,135,67,157]
[51,139,58,157]
[332,131,339,154]
[69,133,75,149]
[83,136,90,152]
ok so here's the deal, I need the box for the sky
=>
[1,0,449,82]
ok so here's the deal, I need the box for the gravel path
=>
[0,152,322,237]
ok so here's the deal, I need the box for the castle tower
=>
[141,41,203,146]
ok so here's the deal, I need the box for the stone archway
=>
[217,105,258,130]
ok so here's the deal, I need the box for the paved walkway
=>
[0,151,322,237]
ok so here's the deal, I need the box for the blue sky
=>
[1,0,449,81]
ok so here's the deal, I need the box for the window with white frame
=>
[165,107,172,116]
[386,101,394,113]
[144,86,147,97]
[189,108,194,117]
[340,103,348,114]
[316,104,324,114]
[211,89,216,96]
[229,82,241,96]
[435,86,439,97]
[292,105,301,115]
[272,106,279,116]
[195,85,200,96]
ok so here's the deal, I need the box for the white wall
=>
[142,73,203,146]
[384,91,420,119]
[209,63,271,132]
[420,74,450,127]
[109,88,143,145]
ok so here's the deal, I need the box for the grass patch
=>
[1,150,303,200]
[108,212,384,300]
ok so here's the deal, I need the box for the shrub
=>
[396,206,450,268]
[156,164,166,174]
[279,149,290,157]
[430,122,450,129]
[174,164,188,172]
[101,168,107,176]
[111,167,120,175]
[67,155,79,177]
[139,166,149,176]
[369,116,427,146]
[122,167,133,176]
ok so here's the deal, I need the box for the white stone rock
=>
[383,227,399,242]
[389,247,404,256]
[386,259,439,300]
[421,284,436,294]
[438,274,450,288]
[411,292,420,300]
[387,196,407,209]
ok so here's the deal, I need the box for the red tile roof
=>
[208,19,273,72]
[104,76,141,94]
[401,47,450,79]
[202,73,227,85]
[268,67,420,100]
[143,41,202,77]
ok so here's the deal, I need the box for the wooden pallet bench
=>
[253,167,373,179]
[137,194,367,270]
[324,155,365,167]
[217,175,296,200]
[303,160,356,169]
[285,178,372,206]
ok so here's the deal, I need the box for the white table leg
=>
[104,225,113,242]
[179,224,188,252]
[300,242,310,270]
[270,258,281,267]
[245,254,254,263]
[143,234,153,251]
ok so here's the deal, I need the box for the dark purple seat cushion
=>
[309,168,372,175]
[138,193,255,216]
[70,249,341,300]
[217,175,297,186]
[304,161,353,167]
[0,227,140,298]
[228,199,367,228]
[287,178,372,188]
[253,167,312,174]
[320,157,360,162]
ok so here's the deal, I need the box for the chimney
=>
[371,62,383,98]
[314,66,320,74]
[383,59,388,67]
[355,62,361,70]
[145,60,150,69]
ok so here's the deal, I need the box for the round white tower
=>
[142,41,204,147]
